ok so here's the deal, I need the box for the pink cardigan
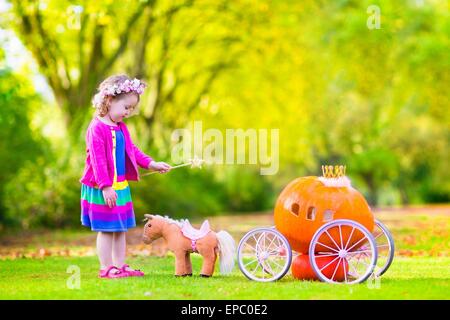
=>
[79,117,153,189]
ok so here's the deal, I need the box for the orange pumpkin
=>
[291,254,348,281]
[274,169,374,254]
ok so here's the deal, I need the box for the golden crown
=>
[321,165,346,178]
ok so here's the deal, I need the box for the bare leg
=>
[97,232,114,269]
[112,231,126,268]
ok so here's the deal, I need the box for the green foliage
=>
[0,68,48,227]
[221,167,274,212]
[130,165,274,219]
[131,168,228,219]
[3,154,82,229]
[0,0,448,228]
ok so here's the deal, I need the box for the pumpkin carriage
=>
[237,165,395,284]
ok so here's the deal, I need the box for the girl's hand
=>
[148,161,171,174]
[102,186,117,208]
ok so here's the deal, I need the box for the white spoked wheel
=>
[371,220,395,276]
[309,219,377,284]
[344,219,395,277]
[373,219,395,276]
[238,227,292,282]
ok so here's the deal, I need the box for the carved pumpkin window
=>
[291,203,300,216]
[306,207,316,220]
[323,209,334,222]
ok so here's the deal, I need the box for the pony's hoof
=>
[200,274,212,278]
[184,273,193,277]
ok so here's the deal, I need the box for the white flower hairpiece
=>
[93,78,147,106]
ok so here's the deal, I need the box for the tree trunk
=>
[364,173,379,206]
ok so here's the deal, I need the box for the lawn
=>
[0,206,449,300]
[0,255,449,299]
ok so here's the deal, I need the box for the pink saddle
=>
[181,220,211,252]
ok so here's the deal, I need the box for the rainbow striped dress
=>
[81,125,136,232]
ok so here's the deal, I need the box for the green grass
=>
[0,255,449,299]
[1,208,448,299]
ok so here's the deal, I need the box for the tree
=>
[5,0,266,141]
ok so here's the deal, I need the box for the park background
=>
[0,0,448,299]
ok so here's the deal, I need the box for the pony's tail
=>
[216,231,236,275]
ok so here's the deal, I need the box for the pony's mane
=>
[154,215,186,228]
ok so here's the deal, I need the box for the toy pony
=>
[142,214,236,277]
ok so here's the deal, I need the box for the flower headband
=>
[93,78,146,106]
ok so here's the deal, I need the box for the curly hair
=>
[92,74,145,117]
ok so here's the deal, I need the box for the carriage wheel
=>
[364,219,395,276]
[373,219,395,276]
[238,227,292,282]
[309,219,377,284]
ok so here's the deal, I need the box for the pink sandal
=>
[99,266,128,279]
[121,264,145,277]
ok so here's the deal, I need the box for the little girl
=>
[80,74,171,279]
